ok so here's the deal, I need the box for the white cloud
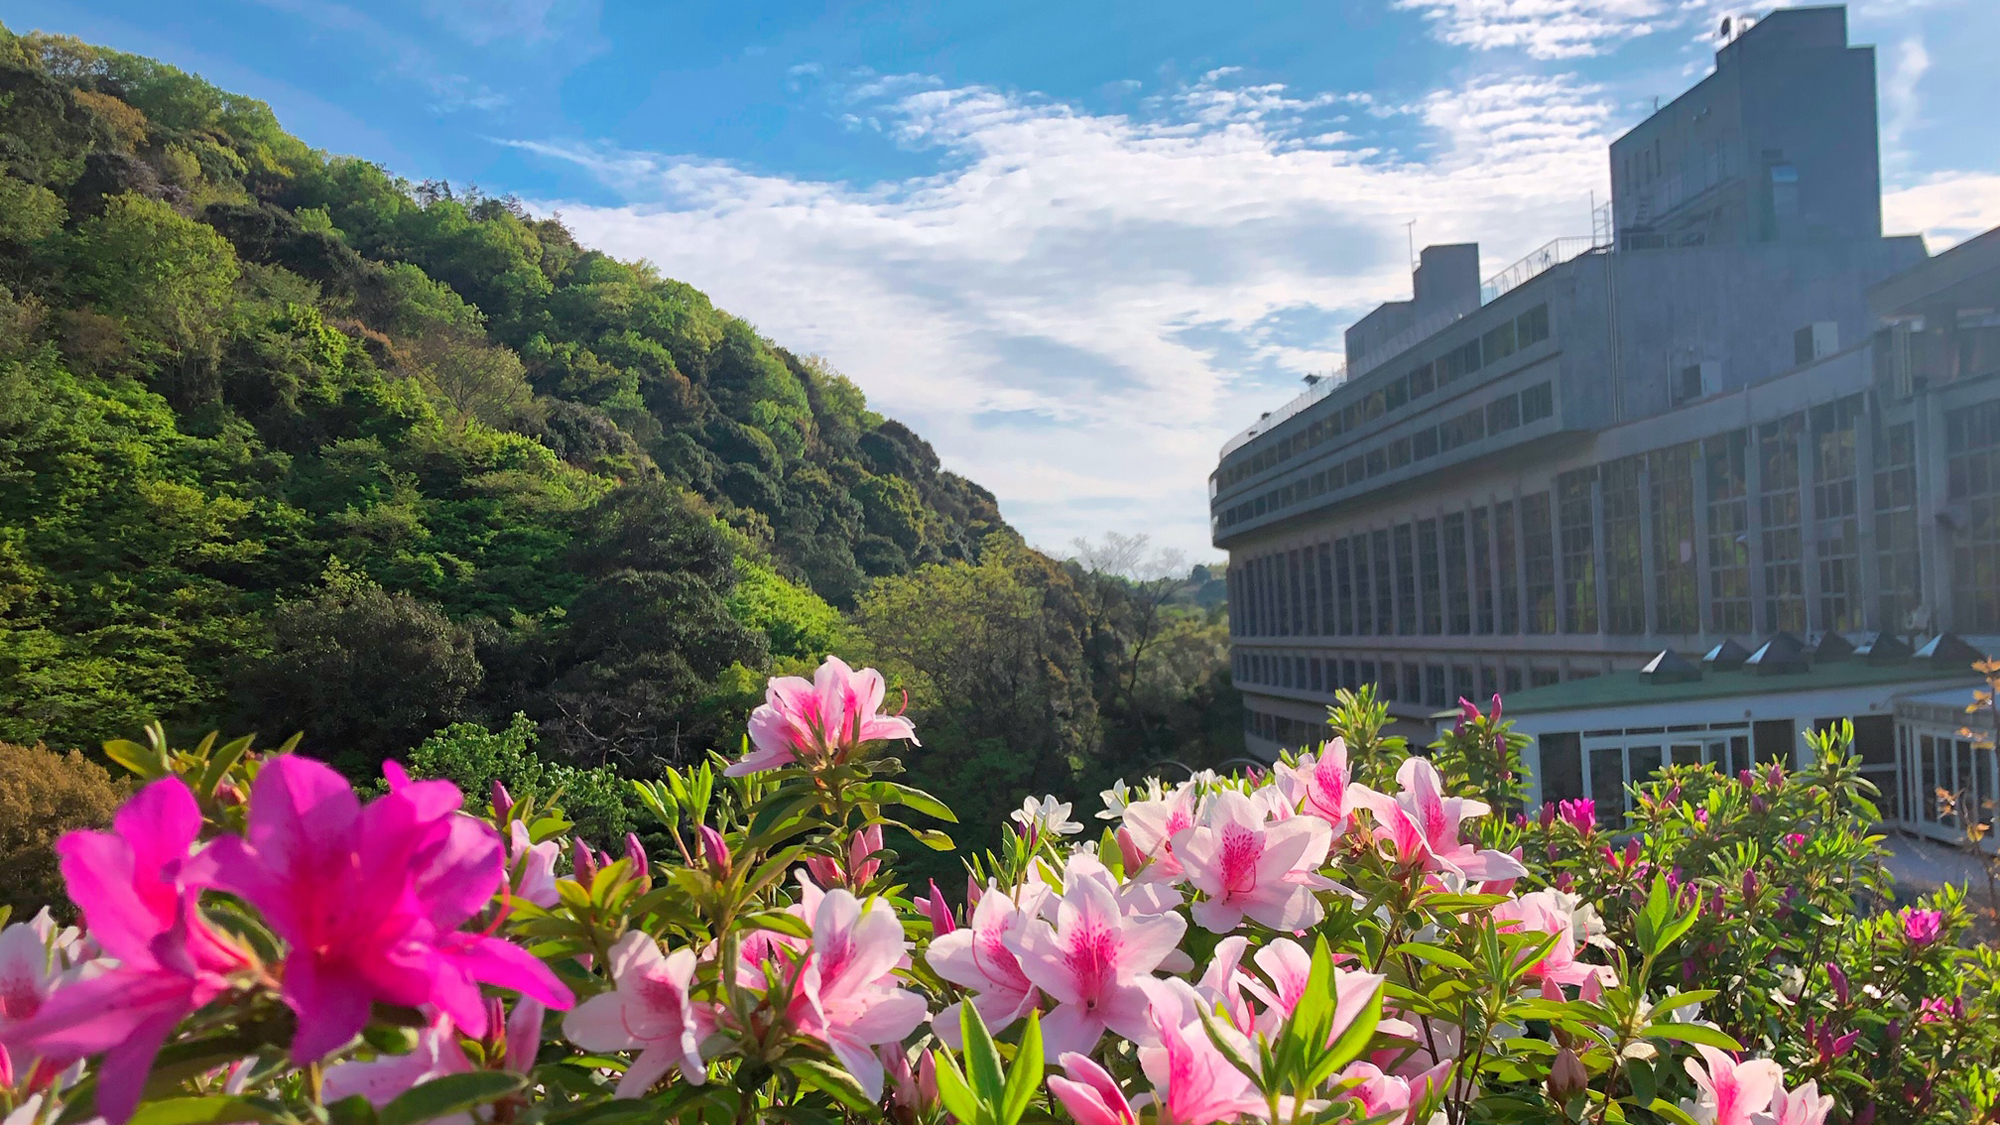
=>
[1394,0,1675,59]
[1885,171,2000,249]
[1881,35,1929,163]
[511,71,1617,558]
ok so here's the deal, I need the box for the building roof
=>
[1450,658,1979,718]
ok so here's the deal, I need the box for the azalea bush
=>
[1,658,1996,1125]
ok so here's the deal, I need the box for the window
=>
[1409,362,1436,399]
[1318,544,1336,635]
[1590,747,1627,827]
[1366,448,1387,478]
[1302,546,1321,637]
[1335,539,1355,635]
[1372,530,1394,636]
[1531,667,1561,687]
[1346,455,1364,483]
[1472,507,1495,635]
[1385,376,1408,412]
[1360,660,1377,695]
[1353,535,1375,636]
[1440,408,1486,451]
[1405,663,1425,705]
[1444,513,1471,635]
[1523,492,1558,634]
[1674,364,1704,404]
[1412,427,1439,460]
[1650,443,1699,634]
[1283,550,1300,636]
[1948,399,2000,630]
[1496,500,1520,633]
[1602,456,1645,635]
[1812,397,1861,632]
[1418,519,1442,635]
[1439,339,1482,384]
[1425,664,1447,709]
[1874,419,1921,629]
[1487,394,1521,435]
[1558,470,1599,633]
[1389,436,1412,469]
[1452,665,1474,706]
[1481,319,1517,365]
[1759,414,1807,633]
[1705,431,1752,635]
[1505,666,1523,694]
[1516,304,1551,348]
[1520,382,1555,424]
[1538,733,1585,804]
[1394,524,1418,635]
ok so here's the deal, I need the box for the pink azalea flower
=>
[0,909,64,1032]
[1350,758,1527,882]
[1491,890,1606,988]
[563,931,712,1096]
[1137,1000,1267,1125]
[730,656,919,776]
[322,1014,474,1114]
[926,881,1050,1043]
[1048,1052,1139,1125]
[790,888,930,1100]
[1765,1080,1834,1125]
[807,825,886,889]
[1120,787,1200,881]
[1173,790,1335,934]
[1557,799,1597,834]
[0,778,247,1124]
[1336,1062,1414,1121]
[921,880,956,936]
[1681,1044,1783,1125]
[1007,864,1188,1059]
[1275,741,1359,830]
[200,757,573,1064]
[509,821,560,909]
[1236,938,1384,1043]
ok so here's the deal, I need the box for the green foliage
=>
[727,559,850,661]
[404,712,634,841]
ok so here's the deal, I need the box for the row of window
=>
[1215,304,1552,491]
[1214,382,1555,531]
[1234,650,1563,710]
[1228,393,1976,640]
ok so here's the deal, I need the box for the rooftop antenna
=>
[1404,219,1417,288]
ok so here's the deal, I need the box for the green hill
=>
[0,25,1237,837]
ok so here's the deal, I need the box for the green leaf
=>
[961,1001,1007,1113]
[103,738,161,779]
[1392,942,1475,973]
[126,1097,281,1125]
[999,1010,1044,1125]
[851,781,960,823]
[789,1060,876,1116]
[197,734,255,801]
[911,828,957,852]
[1647,1098,1704,1125]
[1308,976,1383,1088]
[378,1071,527,1125]
[1646,990,1715,1017]
[1643,1023,1743,1051]
[324,1096,380,1125]
[931,1051,981,1125]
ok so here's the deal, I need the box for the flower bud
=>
[571,837,600,884]
[624,833,650,885]
[1539,802,1557,829]
[850,824,885,885]
[491,779,515,822]
[1826,961,1850,1006]
[1547,1048,1587,1102]
[697,825,732,880]
[917,1050,939,1109]
[966,875,984,907]
[805,854,843,887]
[1116,827,1145,873]
[1852,1102,1876,1125]
[924,880,956,936]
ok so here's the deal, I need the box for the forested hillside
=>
[0,23,1237,843]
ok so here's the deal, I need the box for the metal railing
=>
[1480,236,1602,303]
[1217,369,1346,460]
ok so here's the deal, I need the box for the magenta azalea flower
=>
[0,778,247,1124]
[200,757,573,1063]
[1172,790,1335,933]
[1351,758,1527,882]
[1898,907,1944,946]
[1492,890,1606,989]
[563,932,712,1096]
[1006,864,1187,1059]
[730,656,919,776]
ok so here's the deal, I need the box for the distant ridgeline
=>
[0,23,1021,769]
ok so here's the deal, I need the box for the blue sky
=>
[9,0,1999,559]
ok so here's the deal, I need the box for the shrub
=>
[403,711,635,841]
[0,739,125,918]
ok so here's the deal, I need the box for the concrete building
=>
[1211,5,2000,786]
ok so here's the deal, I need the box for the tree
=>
[244,570,483,773]
[0,740,126,918]
[61,193,240,376]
